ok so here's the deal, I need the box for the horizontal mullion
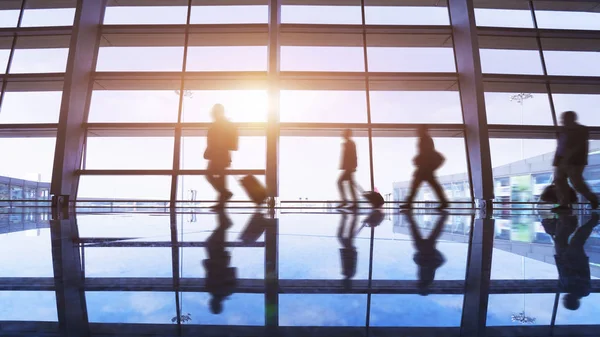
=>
[80,239,265,248]
[0,26,72,38]
[77,169,266,175]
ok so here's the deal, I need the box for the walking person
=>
[337,129,358,209]
[552,111,598,212]
[400,125,448,210]
[204,104,238,210]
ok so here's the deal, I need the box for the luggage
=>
[540,184,577,204]
[240,175,268,205]
[356,184,385,208]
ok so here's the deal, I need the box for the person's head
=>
[563,293,581,311]
[210,297,224,314]
[417,124,429,136]
[561,111,577,126]
[211,103,225,122]
[343,129,352,140]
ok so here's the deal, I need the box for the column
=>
[51,0,107,202]
[448,0,495,212]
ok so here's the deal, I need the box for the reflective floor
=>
[1,207,599,336]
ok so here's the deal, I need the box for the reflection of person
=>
[552,111,598,212]
[337,210,359,288]
[400,125,448,210]
[405,210,448,296]
[204,104,238,210]
[546,213,598,310]
[203,209,237,314]
[337,129,358,209]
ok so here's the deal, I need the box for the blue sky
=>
[0,5,599,201]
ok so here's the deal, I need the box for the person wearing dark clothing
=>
[405,210,448,296]
[400,125,448,210]
[552,111,598,212]
[543,213,598,310]
[203,209,237,314]
[337,210,359,289]
[204,104,238,209]
[337,129,358,209]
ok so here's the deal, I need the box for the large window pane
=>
[552,93,600,126]
[480,49,543,75]
[0,47,10,73]
[181,136,265,170]
[78,214,171,240]
[85,137,174,170]
[365,6,449,25]
[84,247,172,277]
[178,175,266,202]
[0,229,53,277]
[370,91,463,123]
[0,291,57,322]
[104,6,188,25]
[280,294,367,326]
[0,138,55,183]
[21,8,75,27]
[0,91,62,123]
[281,47,364,72]
[535,8,600,31]
[77,176,171,200]
[373,137,469,200]
[543,50,600,77]
[97,47,184,72]
[88,90,179,123]
[182,293,264,325]
[475,9,533,28]
[186,46,267,72]
[191,6,267,24]
[0,10,19,28]
[280,90,367,123]
[368,48,456,72]
[490,139,557,203]
[282,5,361,24]
[485,92,553,125]
[10,48,69,73]
[180,90,267,123]
[86,292,175,324]
[280,136,371,200]
[487,294,554,326]
[371,295,464,326]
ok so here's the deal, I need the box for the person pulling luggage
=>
[337,129,358,210]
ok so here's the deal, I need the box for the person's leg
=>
[568,165,598,209]
[426,174,448,208]
[206,161,220,192]
[337,171,349,207]
[348,172,358,206]
[554,165,570,207]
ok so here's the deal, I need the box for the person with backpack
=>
[204,104,238,209]
[400,125,448,210]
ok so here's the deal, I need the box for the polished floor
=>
[0,206,599,336]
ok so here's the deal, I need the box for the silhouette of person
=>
[204,104,238,210]
[337,129,358,209]
[337,210,359,289]
[543,212,598,310]
[400,125,448,210]
[203,209,237,314]
[553,111,598,212]
[404,210,448,296]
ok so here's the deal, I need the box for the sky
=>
[0,5,599,200]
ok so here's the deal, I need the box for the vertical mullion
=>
[360,0,375,192]
[529,1,559,132]
[170,0,193,206]
[266,0,281,203]
[0,0,26,109]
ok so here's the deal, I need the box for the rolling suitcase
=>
[240,175,268,205]
[356,184,385,208]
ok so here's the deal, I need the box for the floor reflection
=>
[0,208,599,336]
